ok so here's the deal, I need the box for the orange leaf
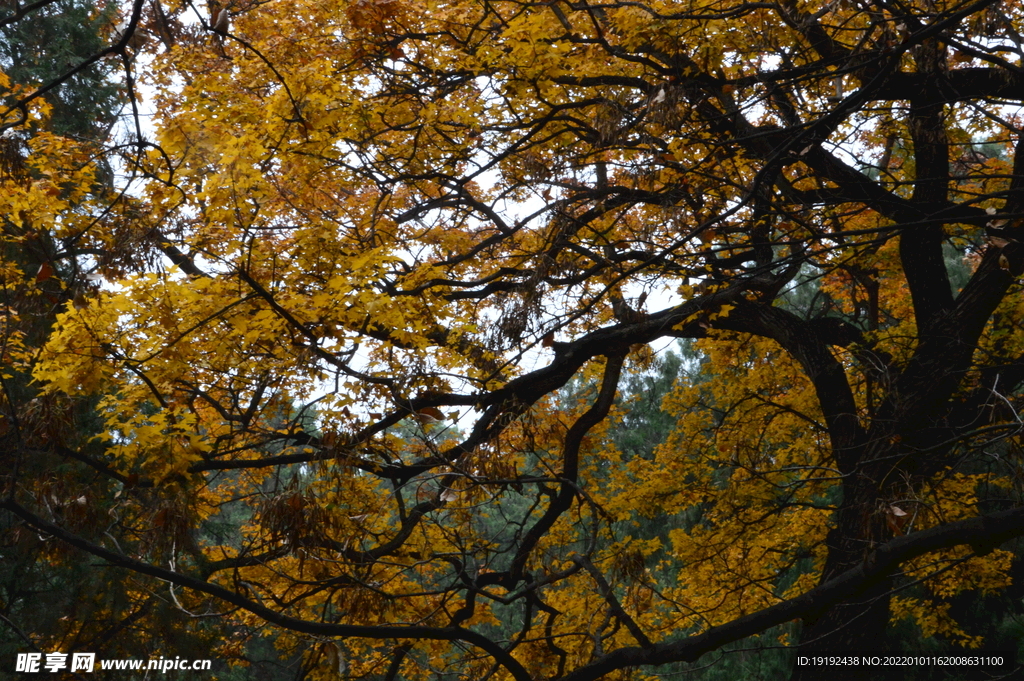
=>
[416,406,444,423]
[36,261,53,283]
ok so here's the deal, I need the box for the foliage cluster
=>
[3,0,1024,679]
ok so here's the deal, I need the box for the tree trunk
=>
[792,476,893,681]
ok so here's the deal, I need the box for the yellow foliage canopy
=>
[3,0,1024,679]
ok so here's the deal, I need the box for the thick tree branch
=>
[869,68,1024,103]
[561,506,1024,681]
[712,303,865,466]
[901,40,954,331]
[508,353,625,584]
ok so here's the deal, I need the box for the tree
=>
[4,0,1024,679]
[0,0,233,672]
[0,0,122,140]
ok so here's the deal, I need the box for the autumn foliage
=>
[3,0,1024,678]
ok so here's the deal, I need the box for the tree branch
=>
[562,506,1024,681]
[0,500,534,681]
